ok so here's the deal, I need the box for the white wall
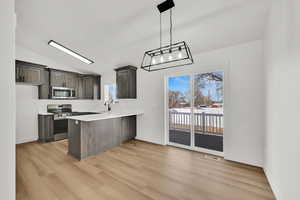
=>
[264,0,300,199]
[16,45,104,144]
[0,0,15,199]
[102,40,265,167]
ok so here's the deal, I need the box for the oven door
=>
[53,119,68,141]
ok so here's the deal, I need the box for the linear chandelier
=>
[141,0,194,72]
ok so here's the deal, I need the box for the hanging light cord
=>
[159,8,173,52]
[160,13,162,50]
[170,8,173,47]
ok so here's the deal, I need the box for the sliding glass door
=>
[167,72,224,154]
[168,75,192,146]
[193,72,224,152]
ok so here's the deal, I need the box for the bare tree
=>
[169,72,223,109]
[169,90,190,108]
[194,72,223,106]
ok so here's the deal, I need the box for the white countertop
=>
[66,110,144,122]
[38,112,54,115]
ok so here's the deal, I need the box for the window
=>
[104,84,117,101]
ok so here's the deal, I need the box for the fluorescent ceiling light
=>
[48,40,94,64]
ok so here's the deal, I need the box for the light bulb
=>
[160,55,164,63]
[152,58,156,65]
[168,54,173,61]
[178,51,182,59]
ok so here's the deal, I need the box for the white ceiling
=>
[15,0,271,74]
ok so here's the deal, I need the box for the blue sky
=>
[168,72,223,101]
[168,75,191,92]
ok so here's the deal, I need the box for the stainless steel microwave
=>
[51,87,76,99]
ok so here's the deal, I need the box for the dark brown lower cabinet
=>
[38,114,54,142]
[68,115,137,160]
[121,116,136,143]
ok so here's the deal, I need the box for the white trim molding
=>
[16,137,38,144]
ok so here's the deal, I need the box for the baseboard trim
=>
[16,137,38,144]
[134,136,164,145]
[263,168,279,200]
[224,156,263,168]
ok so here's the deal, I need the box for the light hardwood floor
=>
[17,140,275,200]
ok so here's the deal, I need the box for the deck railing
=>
[169,111,224,136]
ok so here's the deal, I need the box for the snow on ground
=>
[170,107,223,114]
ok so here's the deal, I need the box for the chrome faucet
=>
[104,99,118,112]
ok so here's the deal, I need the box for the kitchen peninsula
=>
[67,111,143,160]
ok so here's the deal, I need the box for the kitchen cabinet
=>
[94,75,101,100]
[115,66,137,99]
[128,116,137,140]
[82,76,94,99]
[38,69,50,99]
[50,70,66,87]
[78,75,101,100]
[120,116,136,143]
[68,115,137,160]
[50,70,100,100]
[65,73,78,89]
[15,61,101,100]
[50,69,78,88]
[16,60,46,85]
[38,114,54,142]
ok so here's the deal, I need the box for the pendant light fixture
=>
[141,0,194,72]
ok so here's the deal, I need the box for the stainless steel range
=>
[48,104,72,119]
[47,104,99,141]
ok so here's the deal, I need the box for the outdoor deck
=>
[169,111,224,152]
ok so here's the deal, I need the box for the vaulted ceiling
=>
[15,0,271,74]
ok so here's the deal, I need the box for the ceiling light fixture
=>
[141,0,194,72]
[48,40,94,65]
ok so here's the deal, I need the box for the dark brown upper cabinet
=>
[65,73,78,89]
[16,60,46,85]
[38,69,50,99]
[50,70,65,87]
[16,60,101,100]
[49,69,78,88]
[78,75,101,100]
[115,66,137,99]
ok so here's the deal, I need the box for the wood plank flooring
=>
[16,140,275,200]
